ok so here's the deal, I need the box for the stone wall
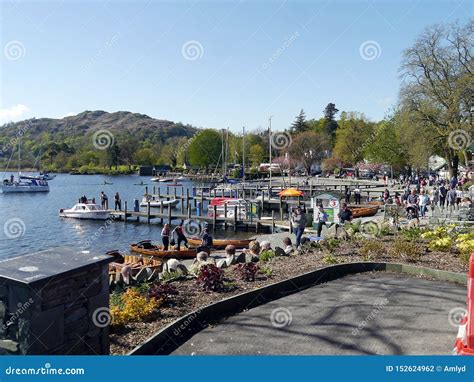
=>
[0,248,115,355]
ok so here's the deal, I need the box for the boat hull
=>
[1,185,49,193]
[130,243,197,259]
[59,212,111,220]
[352,206,379,218]
[140,198,179,208]
[187,237,252,249]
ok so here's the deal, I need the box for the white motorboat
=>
[150,177,174,182]
[140,195,179,208]
[59,203,111,220]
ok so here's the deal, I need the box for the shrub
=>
[260,266,273,277]
[322,253,338,265]
[161,270,182,282]
[401,227,424,241]
[148,283,179,301]
[110,288,161,326]
[325,238,340,251]
[389,237,424,261]
[428,237,453,252]
[236,263,259,282]
[455,233,474,255]
[359,239,385,260]
[196,264,225,292]
[259,249,275,262]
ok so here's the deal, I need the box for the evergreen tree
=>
[323,103,339,137]
[290,109,308,134]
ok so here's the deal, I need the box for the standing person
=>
[201,227,213,248]
[161,223,171,251]
[383,188,390,203]
[315,205,329,237]
[450,176,458,189]
[418,190,429,218]
[100,191,108,210]
[430,187,439,212]
[354,185,361,204]
[447,186,457,214]
[345,187,351,203]
[439,184,447,210]
[291,206,306,247]
[456,187,463,211]
[114,192,121,211]
[172,221,189,250]
[338,203,353,224]
[406,189,419,224]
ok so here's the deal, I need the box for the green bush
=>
[389,237,424,261]
[259,250,275,262]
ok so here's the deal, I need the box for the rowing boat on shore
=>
[130,240,197,259]
[352,206,379,218]
[107,250,163,284]
[187,237,252,249]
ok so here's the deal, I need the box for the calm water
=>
[0,173,249,258]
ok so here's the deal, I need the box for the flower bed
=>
[109,224,471,355]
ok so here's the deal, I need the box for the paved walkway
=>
[172,273,465,355]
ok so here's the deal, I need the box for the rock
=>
[336,226,349,240]
[0,339,18,353]
[325,224,338,239]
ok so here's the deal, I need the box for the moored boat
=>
[107,250,163,284]
[187,237,252,249]
[140,195,179,208]
[130,240,197,259]
[59,203,111,220]
[352,206,379,218]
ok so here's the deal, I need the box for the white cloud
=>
[0,104,30,124]
[60,112,77,118]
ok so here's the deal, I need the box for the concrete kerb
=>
[128,262,467,355]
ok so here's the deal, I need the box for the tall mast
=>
[268,116,273,188]
[221,129,224,176]
[242,126,245,182]
[18,132,21,175]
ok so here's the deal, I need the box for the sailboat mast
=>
[18,133,21,175]
[242,126,245,182]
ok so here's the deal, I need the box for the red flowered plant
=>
[148,283,179,301]
[236,263,259,282]
[196,264,224,292]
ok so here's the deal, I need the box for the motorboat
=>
[59,203,111,220]
[140,195,179,208]
[207,198,253,220]
[150,177,174,182]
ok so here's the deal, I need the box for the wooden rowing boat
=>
[187,237,252,249]
[106,250,163,284]
[130,241,197,259]
[352,206,379,218]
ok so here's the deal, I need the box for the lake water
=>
[0,173,251,259]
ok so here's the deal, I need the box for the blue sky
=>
[1,0,472,132]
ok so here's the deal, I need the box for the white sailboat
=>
[1,135,50,193]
